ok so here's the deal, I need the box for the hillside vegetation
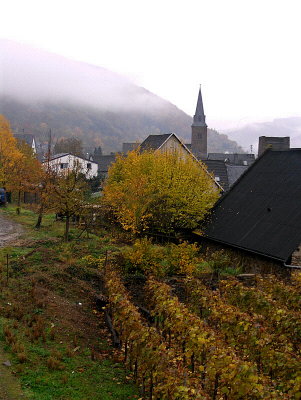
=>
[0,204,300,399]
[1,40,243,154]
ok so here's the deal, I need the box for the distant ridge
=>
[0,40,243,153]
[225,117,301,153]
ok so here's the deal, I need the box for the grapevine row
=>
[183,277,301,395]
[146,277,280,399]
[254,275,301,311]
[219,279,301,353]
[104,268,208,400]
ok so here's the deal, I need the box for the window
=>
[215,176,220,182]
[87,163,92,170]
[60,163,68,169]
[243,161,248,166]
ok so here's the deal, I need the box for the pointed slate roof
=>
[139,134,172,152]
[204,149,301,262]
[14,133,35,146]
[192,85,206,127]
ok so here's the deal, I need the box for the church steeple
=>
[191,85,208,159]
[192,85,207,127]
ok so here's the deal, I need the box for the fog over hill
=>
[0,40,243,153]
[225,117,301,154]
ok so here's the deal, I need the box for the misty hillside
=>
[226,117,301,153]
[0,40,242,153]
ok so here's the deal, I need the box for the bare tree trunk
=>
[35,203,44,228]
[16,190,21,215]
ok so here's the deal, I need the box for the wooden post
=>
[6,254,9,285]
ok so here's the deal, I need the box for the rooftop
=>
[139,134,172,152]
[204,149,301,262]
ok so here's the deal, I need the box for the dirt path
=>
[0,213,23,247]
[0,346,27,400]
[0,213,27,398]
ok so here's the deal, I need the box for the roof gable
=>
[205,149,301,262]
[139,134,172,152]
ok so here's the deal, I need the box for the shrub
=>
[121,239,202,276]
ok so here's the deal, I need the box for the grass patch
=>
[0,206,140,399]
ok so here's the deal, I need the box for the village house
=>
[199,148,301,270]
[44,153,98,179]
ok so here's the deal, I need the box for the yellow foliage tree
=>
[11,139,43,214]
[0,115,22,189]
[103,150,220,234]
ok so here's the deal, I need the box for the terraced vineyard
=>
[104,269,301,399]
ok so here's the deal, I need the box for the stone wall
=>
[195,237,289,277]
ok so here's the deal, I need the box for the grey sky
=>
[1,0,301,130]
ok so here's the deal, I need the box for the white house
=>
[43,153,98,179]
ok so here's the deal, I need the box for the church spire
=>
[192,85,207,127]
[191,85,207,159]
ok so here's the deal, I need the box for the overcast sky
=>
[1,0,301,130]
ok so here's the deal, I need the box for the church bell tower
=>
[191,85,207,159]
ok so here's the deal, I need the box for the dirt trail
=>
[0,213,23,247]
[0,347,27,400]
[0,212,27,398]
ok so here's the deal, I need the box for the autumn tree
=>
[34,160,54,228]
[0,115,22,189]
[103,150,220,235]
[48,162,87,241]
[53,137,84,158]
[11,139,43,214]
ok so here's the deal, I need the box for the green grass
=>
[0,317,139,400]
[0,205,140,400]
[1,205,70,241]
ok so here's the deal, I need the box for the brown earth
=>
[0,213,23,247]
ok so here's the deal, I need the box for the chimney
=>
[258,136,290,156]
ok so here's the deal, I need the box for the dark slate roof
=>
[226,165,248,187]
[203,160,229,191]
[50,153,69,160]
[139,134,172,152]
[207,153,255,166]
[204,149,301,262]
[97,155,116,173]
[192,86,206,127]
[122,142,141,153]
[14,133,35,146]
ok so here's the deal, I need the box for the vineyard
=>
[103,267,301,399]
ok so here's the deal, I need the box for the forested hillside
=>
[0,40,243,154]
[1,97,243,154]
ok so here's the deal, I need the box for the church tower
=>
[191,85,207,159]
